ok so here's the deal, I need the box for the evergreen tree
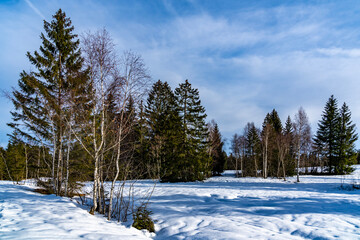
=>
[133,100,151,178]
[314,95,340,174]
[174,80,209,181]
[262,109,282,177]
[245,123,261,177]
[208,121,226,176]
[337,102,358,174]
[145,80,182,182]
[284,115,296,176]
[8,9,88,194]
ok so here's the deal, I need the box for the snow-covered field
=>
[2,166,360,239]
[0,182,151,240]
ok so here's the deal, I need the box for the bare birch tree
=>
[293,107,311,182]
[262,123,272,179]
[107,50,151,220]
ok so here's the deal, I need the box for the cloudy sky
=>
[1,0,360,149]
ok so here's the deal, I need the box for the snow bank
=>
[0,182,151,240]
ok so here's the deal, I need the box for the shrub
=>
[132,206,155,232]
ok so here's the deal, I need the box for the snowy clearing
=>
[2,167,360,239]
[0,182,151,240]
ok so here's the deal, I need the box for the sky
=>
[1,0,360,150]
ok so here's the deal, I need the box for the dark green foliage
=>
[284,116,296,176]
[245,123,261,176]
[142,79,211,182]
[0,146,6,180]
[145,80,183,182]
[4,142,26,182]
[8,9,90,193]
[337,103,358,174]
[266,109,283,134]
[133,101,151,178]
[262,109,282,177]
[209,121,226,176]
[314,95,340,173]
[132,207,155,233]
[314,95,358,174]
[174,80,210,181]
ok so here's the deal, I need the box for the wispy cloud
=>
[25,0,45,19]
[2,0,360,149]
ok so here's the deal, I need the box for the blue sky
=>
[1,0,360,149]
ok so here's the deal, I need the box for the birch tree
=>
[293,107,311,182]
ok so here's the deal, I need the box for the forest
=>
[0,8,358,226]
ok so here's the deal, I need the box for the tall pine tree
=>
[314,95,340,174]
[8,9,88,194]
[174,80,209,181]
[337,102,358,174]
[145,80,182,182]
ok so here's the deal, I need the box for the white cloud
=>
[25,0,45,19]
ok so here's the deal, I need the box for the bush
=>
[132,206,155,232]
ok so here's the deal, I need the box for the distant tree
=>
[284,116,296,176]
[293,107,311,182]
[261,110,282,178]
[337,102,358,174]
[230,133,241,177]
[261,114,272,179]
[208,120,226,176]
[314,95,340,174]
[245,123,261,177]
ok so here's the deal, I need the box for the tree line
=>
[0,9,226,220]
[229,95,358,181]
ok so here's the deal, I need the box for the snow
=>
[0,182,151,240]
[2,166,360,239]
[138,167,360,239]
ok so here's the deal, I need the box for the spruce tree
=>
[337,102,358,174]
[133,100,151,178]
[174,79,209,181]
[262,109,282,177]
[245,123,261,177]
[8,9,87,194]
[145,80,182,182]
[284,115,296,175]
[208,121,226,176]
[314,95,340,174]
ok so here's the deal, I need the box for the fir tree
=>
[174,80,209,181]
[8,9,88,194]
[314,95,340,174]
[284,115,296,176]
[245,123,261,177]
[208,121,226,176]
[145,80,182,182]
[337,102,358,174]
[133,100,151,178]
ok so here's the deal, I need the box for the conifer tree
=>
[208,120,226,176]
[262,109,282,177]
[9,9,87,194]
[314,95,340,174]
[337,102,358,174]
[284,115,296,175]
[145,80,182,182]
[133,100,151,178]
[174,80,209,181]
[246,123,261,177]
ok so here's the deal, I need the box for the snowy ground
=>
[2,167,360,239]
[0,181,151,240]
